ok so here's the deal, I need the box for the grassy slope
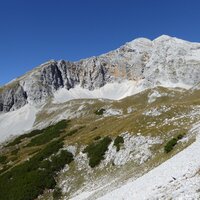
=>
[0,86,200,199]
[33,87,200,199]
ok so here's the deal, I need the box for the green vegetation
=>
[65,129,79,137]
[94,136,101,141]
[0,139,73,200]
[94,108,105,115]
[6,130,43,147]
[53,187,62,200]
[164,134,184,153]
[177,134,184,140]
[40,150,74,173]
[6,119,73,149]
[0,155,7,164]
[0,86,198,199]
[11,148,19,156]
[27,120,69,147]
[114,136,124,151]
[10,156,18,162]
[0,166,10,174]
[33,140,63,161]
[91,127,98,131]
[164,138,178,153]
[83,136,112,168]
[64,126,85,138]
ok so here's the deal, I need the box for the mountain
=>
[1,35,200,200]
[1,35,200,113]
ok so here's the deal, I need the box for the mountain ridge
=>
[1,33,200,199]
[1,35,200,112]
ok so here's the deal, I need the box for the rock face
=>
[1,35,200,112]
[0,83,27,112]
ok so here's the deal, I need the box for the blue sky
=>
[1,0,200,85]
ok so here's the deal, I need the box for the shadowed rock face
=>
[0,59,112,112]
[0,84,27,112]
[1,35,200,112]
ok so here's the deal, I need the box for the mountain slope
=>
[1,35,200,142]
[0,85,200,200]
[97,122,200,200]
[1,35,200,200]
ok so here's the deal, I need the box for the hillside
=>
[0,85,200,199]
[1,35,200,199]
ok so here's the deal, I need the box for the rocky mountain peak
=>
[1,35,200,112]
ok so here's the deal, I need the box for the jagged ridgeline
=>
[1,35,200,113]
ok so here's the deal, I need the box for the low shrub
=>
[91,127,98,131]
[10,156,18,162]
[64,126,84,137]
[27,120,69,147]
[0,120,73,200]
[94,136,101,141]
[164,138,178,153]
[94,108,105,115]
[0,166,10,174]
[114,136,124,151]
[164,133,185,153]
[0,155,7,164]
[11,148,19,156]
[53,187,62,200]
[32,140,63,162]
[49,150,74,172]
[177,134,184,140]
[83,136,112,168]
[66,129,78,137]
[0,139,73,200]
[6,130,42,147]
[5,137,23,147]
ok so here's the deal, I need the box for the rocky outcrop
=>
[0,83,27,112]
[1,35,200,112]
[0,59,113,112]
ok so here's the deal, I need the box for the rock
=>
[0,83,27,112]
[1,35,200,112]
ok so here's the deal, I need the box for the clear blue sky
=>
[1,0,200,85]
